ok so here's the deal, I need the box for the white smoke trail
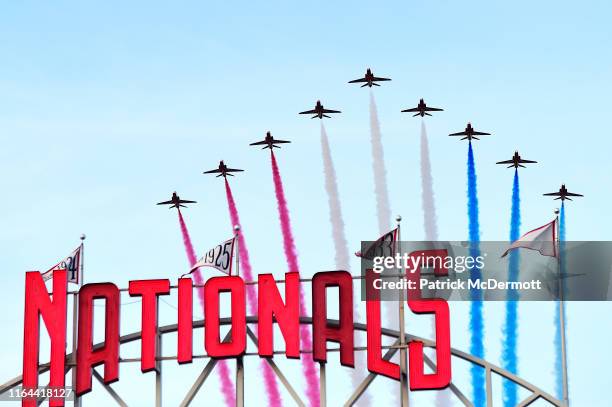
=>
[369,92,392,235]
[320,123,371,405]
[320,123,350,270]
[420,121,453,406]
[420,120,438,241]
[369,93,401,405]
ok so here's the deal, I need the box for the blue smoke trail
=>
[554,203,567,399]
[502,170,520,406]
[467,143,480,244]
[467,142,485,406]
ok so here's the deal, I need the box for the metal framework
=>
[1,280,565,407]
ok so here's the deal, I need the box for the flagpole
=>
[233,225,244,407]
[73,234,85,407]
[555,209,570,406]
[79,234,86,285]
[395,215,409,407]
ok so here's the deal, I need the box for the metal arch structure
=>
[1,315,563,407]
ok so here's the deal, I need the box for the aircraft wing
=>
[424,107,443,112]
[372,77,391,82]
[449,131,468,136]
[299,109,317,114]
[203,169,222,174]
[273,139,291,144]
[179,199,197,204]
[401,107,419,112]
[156,200,174,205]
[496,159,514,164]
[226,168,244,173]
[322,108,341,113]
[543,192,561,196]
[518,159,537,164]
[348,78,368,83]
[472,131,491,136]
[566,192,583,197]
[249,140,268,146]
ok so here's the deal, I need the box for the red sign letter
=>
[205,276,246,357]
[258,272,300,358]
[178,278,193,364]
[128,279,170,372]
[76,282,120,396]
[404,250,452,389]
[408,299,451,390]
[365,270,400,380]
[22,271,67,407]
[312,271,354,367]
[406,249,449,300]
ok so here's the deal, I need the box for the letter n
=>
[22,271,67,407]
[258,272,300,358]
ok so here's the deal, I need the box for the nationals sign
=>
[21,265,452,406]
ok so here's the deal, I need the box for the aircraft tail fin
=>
[216,173,223,178]
[323,114,330,118]
[311,115,317,119]
[361,83,368,88]
[519,164,526,168]
[554,196,562,200]
[372,82,380,86]
[566,197,572,201]
[425,112,432,116]
[508,164,515,168]
[273,144,280,148]
[413,112,420,117]
[473,136,480,140]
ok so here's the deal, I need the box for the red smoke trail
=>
[177,210,205,303]
[270,151,320,407]
[177,209,235,407]
[224,179,283,407]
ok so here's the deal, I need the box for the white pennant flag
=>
[41,245,83,284]
[502,219,557,258]
[190,237,236,275]
[355,227,398,259]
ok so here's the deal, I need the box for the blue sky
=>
[1,1,611,405]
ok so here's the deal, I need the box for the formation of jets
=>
[544,184,583,201]
[203,160,244,178]
[348,68,391,88]
[449,122,491,141]
[156,192,196,209]
[401,99,444,117]
[299,100,341,119]
[496,151,537,169]
[249,131,291,150]
[156,68,583,208]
